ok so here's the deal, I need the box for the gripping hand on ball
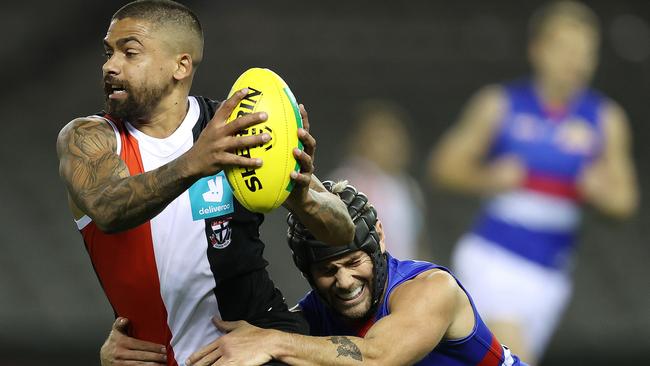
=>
[183,88,271,178]
[289,104,316,197]
[284,104,354,245]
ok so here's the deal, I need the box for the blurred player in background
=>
[428,1,638,364]
[329,100,426,260]
[56,1,353,365]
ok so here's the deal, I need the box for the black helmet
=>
[287,181,388,318]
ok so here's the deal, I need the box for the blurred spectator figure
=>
[329,99,426,260]
[428,1,638,365]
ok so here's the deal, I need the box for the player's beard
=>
[337,294,372,320]
[104,78,172,121]
[325,284,373,320]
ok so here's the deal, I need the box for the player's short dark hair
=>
[528,1,600,41]
[112,0,204,64]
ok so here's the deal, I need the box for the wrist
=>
[287,188,316,215]
[481,165,524,195]
[268,329,294,361]
[176,149,203,181]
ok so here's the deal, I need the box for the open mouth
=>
[105,81,128,99]
[335,285,364,302]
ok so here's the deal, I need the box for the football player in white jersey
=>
[57,1,354,365]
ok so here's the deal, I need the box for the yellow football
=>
[224,68,303,213]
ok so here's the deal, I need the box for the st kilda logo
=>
[209,217,232,249]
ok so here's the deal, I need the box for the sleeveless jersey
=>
[471,79,605,270]
[299,254,522,366]
[75,96,285,365]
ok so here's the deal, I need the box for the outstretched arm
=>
[57,89,269,233]
[187,270,469,366]
[428,85,526,195]
[283,104,354,245]
[578,101,639,218]
[273,270,464,366]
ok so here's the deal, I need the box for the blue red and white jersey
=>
[472,79,605,270]
[299,254,523,366]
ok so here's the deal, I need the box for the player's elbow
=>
[431,162,455,189]
[85,203,128,233]
[428,150,466,191]
[339,218,355,244]
[359,346,387,366]
[364,350,409,366]
[618,199,638,219]
[96,223,121,234]
[93,214,124,234]
[605,197,638,220]
[591,188,638,220]
[358,336,415,366]
[427,149,448,186]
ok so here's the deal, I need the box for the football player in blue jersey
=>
[185,181,526,366]
[428,1,638,364]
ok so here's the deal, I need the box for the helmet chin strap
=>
[365,251,388,319]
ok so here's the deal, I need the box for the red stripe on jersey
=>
[477,335,504,366]
[524,173,580,201]
[356,317,376,338]
[80,116,177,365]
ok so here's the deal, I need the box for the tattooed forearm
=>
[329,336,362,361]
[289,191,355,245]
[88,160,194,232]
[315,196,355,243]
[58,118,196,232]
[282,175,353,244]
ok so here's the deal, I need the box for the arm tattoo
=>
[317,195,355,244]
[328,336,362,361]
[296,195,354,245]
[319,198,349,235]
[59,119,194,231]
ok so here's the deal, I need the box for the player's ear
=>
[173,53,193,81]
[376,220,386,253]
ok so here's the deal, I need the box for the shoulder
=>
[411,269,459,294]
[57,116,115,141]
[388,269,459,313]
[193,95,219,104]
[468,84,507,111]
[601,98,628,122]
[457,84,508,130]
[56,116,117,157]
[582,87,626,124]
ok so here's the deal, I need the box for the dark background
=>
[0,1,648,365]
